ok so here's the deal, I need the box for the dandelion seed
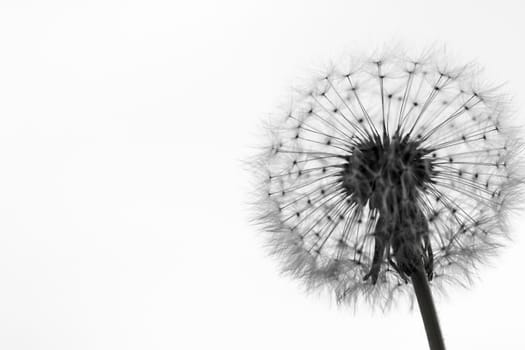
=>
[249,49,524,350]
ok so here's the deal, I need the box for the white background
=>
[0,0,524,349]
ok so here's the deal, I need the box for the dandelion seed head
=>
[250,49,524,309]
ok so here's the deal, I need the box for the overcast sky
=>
[0,1,524,349]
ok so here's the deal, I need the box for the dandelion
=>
[250,50,523,350]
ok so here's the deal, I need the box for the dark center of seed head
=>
[341,133,435,211]
[341,133,437,279]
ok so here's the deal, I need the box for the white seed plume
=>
[251,50,524,309]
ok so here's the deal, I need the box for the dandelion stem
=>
[411,266,446,350]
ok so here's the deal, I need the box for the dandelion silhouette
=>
[251,50,523,350]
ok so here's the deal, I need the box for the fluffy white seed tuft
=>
[249,49,524,309]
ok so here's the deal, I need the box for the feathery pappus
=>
[251,50,523,309]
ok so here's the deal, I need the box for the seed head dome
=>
[251,50,524,308]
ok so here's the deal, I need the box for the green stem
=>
[411,267,446,350]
